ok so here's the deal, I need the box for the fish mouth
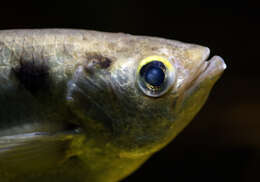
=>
[199,55,227,81]
[197,46,226,80]
[179,46,226,93]
[184,53,226,94]
[191,44,227,85]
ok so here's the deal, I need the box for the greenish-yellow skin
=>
[0,29,226,182]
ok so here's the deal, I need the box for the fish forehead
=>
[0,29,206,57]
[0,29,209,88]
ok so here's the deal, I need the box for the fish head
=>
[67,33,226,157]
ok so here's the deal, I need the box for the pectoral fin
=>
[0,131,81,177]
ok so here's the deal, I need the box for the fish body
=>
[0,29,226,182]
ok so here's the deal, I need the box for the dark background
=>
[1,0,259,181]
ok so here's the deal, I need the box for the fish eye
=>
[137,56,176,97]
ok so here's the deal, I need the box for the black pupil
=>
[140,61,165,86]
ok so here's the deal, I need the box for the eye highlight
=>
[137,56,176,97]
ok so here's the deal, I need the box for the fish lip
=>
[203,55,226,76]
[191,55,226,88]
[199,47,226,75]
[185,54,226,91]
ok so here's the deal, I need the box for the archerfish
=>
[0,29,226,182]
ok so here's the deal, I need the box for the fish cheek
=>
[66,64,114,137]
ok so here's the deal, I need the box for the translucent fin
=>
[0,131,79,174]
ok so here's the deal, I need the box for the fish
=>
[0,29,226,182]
